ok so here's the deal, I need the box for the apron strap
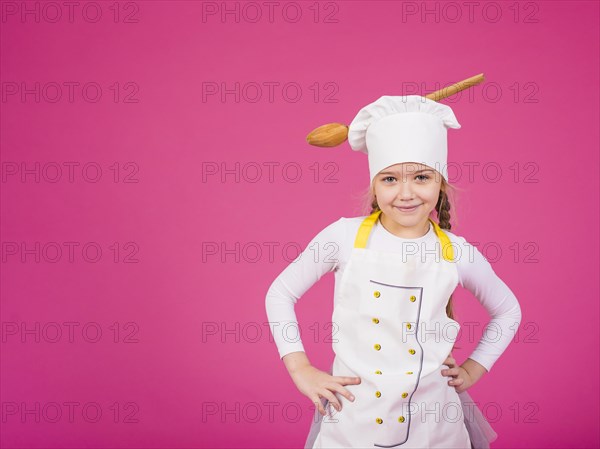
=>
[429,219,455,262]
[354,210,455,262]
[353,210,382,249]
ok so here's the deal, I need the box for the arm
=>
[283,351,312,374]
[265,219,366,415]
[454,235,523,374]
[265,217,346,361]
[461,357,488,383]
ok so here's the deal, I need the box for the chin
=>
[395,216,424,225]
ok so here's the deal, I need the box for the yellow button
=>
[398,416,405,423]
[406,323,412,330]
[375,370,382,375]
[409,349,416,355]
[402,392,408,398]
[372,318,380,324]
[374,291,381,298]
[376,418,383,424]
[406,371,413,375]
[409,295,416,302]
[375,391,381,398]
[374,344,381,351]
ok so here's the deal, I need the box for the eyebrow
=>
[379,169,435,176]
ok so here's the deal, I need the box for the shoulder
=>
[306,216,368,257]
[339,215,374,240]
[442,228,468,248]
[307,216,353,245]
[442,228,488,264]
[343,215,370,229]
[441,228,496,288]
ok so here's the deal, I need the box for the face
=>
[372,162,442,236]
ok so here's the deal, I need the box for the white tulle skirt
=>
[304,369,498,449]
[457,389,498,449]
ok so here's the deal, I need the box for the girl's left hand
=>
[441,353,474,394]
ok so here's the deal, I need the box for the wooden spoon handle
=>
[425,73,485,102]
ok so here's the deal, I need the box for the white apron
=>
[308,210,472,449]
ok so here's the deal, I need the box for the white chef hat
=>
[347,95,461,185]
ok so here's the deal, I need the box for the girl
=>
[265,95,522,449]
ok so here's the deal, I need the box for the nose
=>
[397,179,415,199]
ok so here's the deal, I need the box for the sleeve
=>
[265,217,347,360]
[453,235,523,373]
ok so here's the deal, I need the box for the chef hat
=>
[347,95,461,185]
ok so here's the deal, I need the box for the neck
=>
[379,213,431,239]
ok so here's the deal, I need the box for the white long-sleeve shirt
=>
[265,216,522,372]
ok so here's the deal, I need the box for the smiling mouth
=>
[395,204,422,212]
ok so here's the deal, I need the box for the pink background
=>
[1,1,598,448]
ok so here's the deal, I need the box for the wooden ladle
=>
[306,73,485,147]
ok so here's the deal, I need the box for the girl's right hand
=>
[289,364,361,416]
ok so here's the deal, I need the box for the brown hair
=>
[356,176,463,323]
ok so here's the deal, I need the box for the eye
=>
[383,176,396,183]
[416,175,430,181]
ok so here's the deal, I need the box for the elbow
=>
[265,281,287,316]
[264,283,276,314]
[510,297,523,327]
[490,293,522,327]
[265,282,277,306]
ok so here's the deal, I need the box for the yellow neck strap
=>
[353,210,454,262]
